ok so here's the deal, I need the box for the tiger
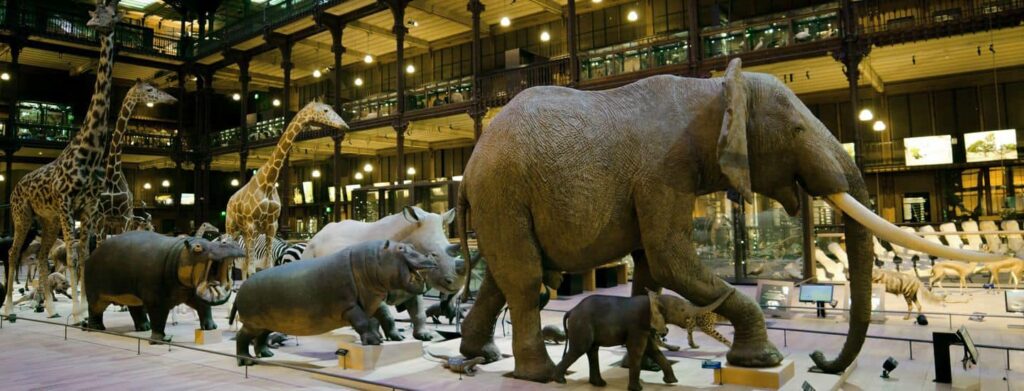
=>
[655,311,731,350]
[873,268,945,319]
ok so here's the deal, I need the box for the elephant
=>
[455,57,1006,381]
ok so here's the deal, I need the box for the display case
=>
[15,100,76,142]
[579,32,689,81]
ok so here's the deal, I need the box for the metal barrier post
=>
[908,340,913,360]
[137,338,141,355]
[784,329,788,347]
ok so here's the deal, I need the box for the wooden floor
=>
[4,271,1024,390]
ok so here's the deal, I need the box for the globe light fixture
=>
[354,77,364,86]
[0,174,5,181]
[540,31,551,42]
[406,64,416,74]
[312,169,321,178]
[627,10,639,22]
[145,102,154,108]
[231,179,240,187]
[161,179,170,187]
[313,69,322,78]
[1,72,10,81]
[407,167,416,176]
[873,120,887,132]
[354,172,364,180]
[858,108,874,121]
[143,182,152,190]
[364,54,374,64]
[363,163,373,173]
[232,93,241,101]
[499,16,511,27]
[272,98,281,107]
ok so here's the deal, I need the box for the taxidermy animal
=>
[229,240,438,366]
[426,293,465,324]
[553,292,679,391]
[0,228,39,285]
[456,57,1003,380]
[982,258,1024,288]
[426,350,486,376]
[85,231,241,343]
[929,261,979,293]
[542,324,567,344]
[872,269,945,319]
[266,332,289,348]
[670,297,733,349]
[14,272,71,307]
[302,206,468,341]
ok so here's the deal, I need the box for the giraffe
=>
[97,80,176,240]
[225,100,348,279]
[3,0,122,320]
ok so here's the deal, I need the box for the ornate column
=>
[3,41,21,233]
[174,69,188,232]
[266,32,295,235]
[235,53,252,183]
[386,0,411,184]
[468,0,485,140]
[320,13,348,221]
[686,0,702,74]
[833,0,870,172]
[566,0,579,86]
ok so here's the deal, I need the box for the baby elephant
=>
[554,289,734,391]
[229,240,438,366]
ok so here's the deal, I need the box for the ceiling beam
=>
[526,0,562,15]
[858,59,885,94]
[408,0,472,28]
[294,39,372,60]
[348,21,431,49]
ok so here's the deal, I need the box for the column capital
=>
[466,0,485,15]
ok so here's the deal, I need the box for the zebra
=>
[279,242,306,265]
[217,234,304,269]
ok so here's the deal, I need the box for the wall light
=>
[858,108,874,121]
[161,179,170,187]
[407,167,416,176]
[231,178,240,187]
[873,120,887,132]
[354,77,364,86]
[406,64,416,74]
[232,93,241,101]
[627,10,639,22]
[272,98,281,107]
[313,69,322,78]
[364,54,374,64]
[363,163,373,173]
[312,169,321,178]
[499,16,511,27]
[354,172,364,180]
[540,31,551,42]
[143,182,152,190]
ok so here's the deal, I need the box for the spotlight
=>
[272,98,281,107]
[873,120,886,132]
[858,108,874,121]
[232,93,241,101]
[312,169,321,178]
[161,179,170,187]
[406,64,415,74]
[363,163,373,173]
[231,179,240,187]
[364,54,374,64]
[354,172,364,180]
[407,167,416,176]
[499,16,511,27]
[0,72,9,81]
[627,10,639,22]
[145,102,154,108]
[143,182,152,190]
[540,31,551,42]
[354,77,364,86]
[313,69,322,78]
[881,357,898,379]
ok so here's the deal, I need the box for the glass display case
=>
[792,12,838,43]
[704,30,746,58]
[702,5,840,59]
[693,192,736,279]
[343,93,398,122]
[746,194,803,280]
[15,100,76,142]
[579,32,689,81]
[408,77,472,111]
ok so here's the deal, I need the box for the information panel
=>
[965,129,1018,162]
[904,135,953,166]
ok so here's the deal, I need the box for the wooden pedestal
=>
[713,359,795,389]
[337,336,423,370]
[194,329,222,345]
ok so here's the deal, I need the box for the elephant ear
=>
[718,58,754,201]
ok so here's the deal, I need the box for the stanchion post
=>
[908,341,913,360]
[783,330,788,347]
[137,338,141,355]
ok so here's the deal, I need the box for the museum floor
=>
[3,277,1024,390]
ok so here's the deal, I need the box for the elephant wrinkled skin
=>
[457,58,880,381]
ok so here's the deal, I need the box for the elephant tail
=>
[562,310,571,358]
[457,182,474,300]
[228,302,237,325]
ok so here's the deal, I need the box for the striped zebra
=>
[218,234,305,269]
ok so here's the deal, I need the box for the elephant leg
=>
[128,306,150,331]
[630,250,662,297]
[403,296,435,341]
[460,267,506,363]
[553,325,591,384]
[636,189,781,368]
[625,332,650,391]
[146,305,172,344]
[586,346,605,387]
[372,305,404,341]
[482,222,553,382]
[646,338,677,384]
[186,296,216,330]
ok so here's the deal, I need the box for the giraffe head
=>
[87,0,123,34]
[127,79,177,107]
[295,100,348,131]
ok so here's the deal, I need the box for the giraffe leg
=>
[3,202,33,316]
[63,213,87,323]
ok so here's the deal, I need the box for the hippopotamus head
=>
[400,206,466,294]
[178,237,244,305]
[377,240,441,294]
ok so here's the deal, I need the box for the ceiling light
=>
[540,31,551,42]
[407,167,416,176]
[500,16,511,27]
[354,172,364,180]
[354,77,364,86]
[272,98,281,107]
[231,179,240,187]
[143,182,152,190]
[363,163,373,173]
[627,10,639,22]
[406,64,415,74]
[858,108,874,121]
[0,174,5,182]
[364,54,374,64]
[145,102,154,108]
[232,93,241,101]
[0,72,9,81]
[313,69,322,78]
[312,169,321,178]
[873,120,886,132]
[161,179,170,187]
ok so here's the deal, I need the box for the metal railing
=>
[854,0,1024,35]
[579,32,689,81]
[700,3,840,59]
[479,58,572,108]
[0,313,410,390]
[193,0,344,58]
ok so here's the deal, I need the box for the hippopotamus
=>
[229,240,438,366]
[85,231,242,343]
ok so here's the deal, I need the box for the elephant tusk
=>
[827,193,1008,263]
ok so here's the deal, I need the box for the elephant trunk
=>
[810,175,873,373]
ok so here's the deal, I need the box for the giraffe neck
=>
[105,98,137,185]
[255,119,306,189]
[64,30,115,165]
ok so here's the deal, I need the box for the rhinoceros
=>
[230,240,438,366]
[85,231,243,343]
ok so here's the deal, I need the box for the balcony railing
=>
[211,116,287,149]
[123,132,175,150]
[194,0,344,58]
[479,58,571,108]
[15,123,176,152]
[342,76,473,124]
[854,0,1024,35]
[580,31,689,81]
[701,3,840,59]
